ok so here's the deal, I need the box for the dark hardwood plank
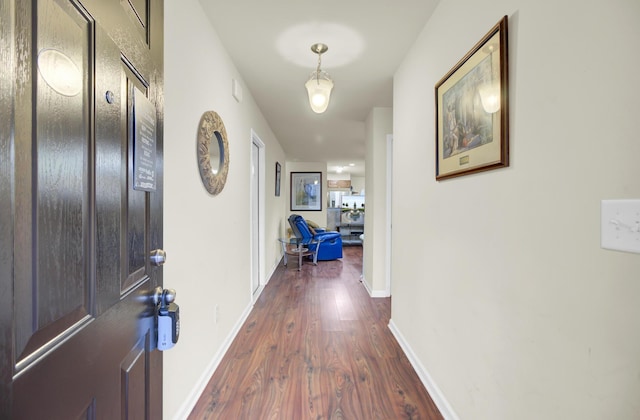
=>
[189,246,443,420]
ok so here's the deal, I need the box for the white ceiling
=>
[199,0,439,177]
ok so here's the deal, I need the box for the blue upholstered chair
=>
[288,214,343,261]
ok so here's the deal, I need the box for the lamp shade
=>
[305,70,333,113]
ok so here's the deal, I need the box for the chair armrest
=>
[314,231,341,241]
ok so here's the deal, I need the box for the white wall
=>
[163,0,286,417]
[351,176,365,194]
[392,0,640,419]
[327,172,351,181]
[364,108,392,295]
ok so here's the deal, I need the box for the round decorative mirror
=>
[209,131,223,175]
[197,111,229,195]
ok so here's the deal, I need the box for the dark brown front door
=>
[0,0,164,418]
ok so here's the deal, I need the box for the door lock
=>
[152,286,179,351]
[152,286,175,306]
[150,249,167,266]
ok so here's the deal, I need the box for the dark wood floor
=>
[188,246,443,419]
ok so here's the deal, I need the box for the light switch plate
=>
[601,199,640,253]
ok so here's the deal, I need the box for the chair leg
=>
[281,242,288,266]
[312,242,320,265]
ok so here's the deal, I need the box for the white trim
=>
[385,134,393,295]
[360,275,371,295]
[388,319,460,420]
[172,302,254,420]
[360,276,389,298]
[370,290,389,298]
[250,130,266,302]
[265,257,280,286]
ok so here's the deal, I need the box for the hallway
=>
[189,246,443,419]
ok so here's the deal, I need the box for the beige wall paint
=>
[392,0,640,419]
[364,108,392,295]
[327,172,351,181]
[351,176,366,194]
[163,0,286,417]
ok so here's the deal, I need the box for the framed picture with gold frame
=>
[435,16,509,180]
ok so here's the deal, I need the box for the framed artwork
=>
[275,162,281,196]
[290,172,322,211]
[435,16,509,180]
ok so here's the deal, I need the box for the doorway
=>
[251,130,265,299]
[386,134,394,295]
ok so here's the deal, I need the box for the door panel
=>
[13,291,156,419]
[3,0,164,417]
[123,0,149,40]
[95,23,126,314]
[121,343,149,419]
[124,73,151,292]
[16,0,93,370]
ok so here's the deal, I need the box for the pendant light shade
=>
[305,70,333,113]
[305,43,333,114]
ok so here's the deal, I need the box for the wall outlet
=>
[601,199,640,253]
[214,304,219,324]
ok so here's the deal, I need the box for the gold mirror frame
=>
[197,111,230,195]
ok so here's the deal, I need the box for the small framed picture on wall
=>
[275,162,281,196]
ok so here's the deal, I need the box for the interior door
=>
[0,0,164,418]
[251,140,260,296]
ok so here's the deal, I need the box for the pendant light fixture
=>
[305,43,333,114]
[478,44,501,113]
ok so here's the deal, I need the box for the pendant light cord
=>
[316,51,322,84]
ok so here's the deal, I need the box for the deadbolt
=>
[150,249,166,266]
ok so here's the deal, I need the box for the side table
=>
[278,237,322,271]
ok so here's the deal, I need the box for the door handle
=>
[151,286,175,306]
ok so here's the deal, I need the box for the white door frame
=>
[385,134,393,295]
[251,130,265,301]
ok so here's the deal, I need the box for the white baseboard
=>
[370,289,389,298]
[252,258,281,300]
[172,302,254,420]
[359,275,390,298]
[388,319,459,420]
[266,258,280,285]
[360,275,371,294]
